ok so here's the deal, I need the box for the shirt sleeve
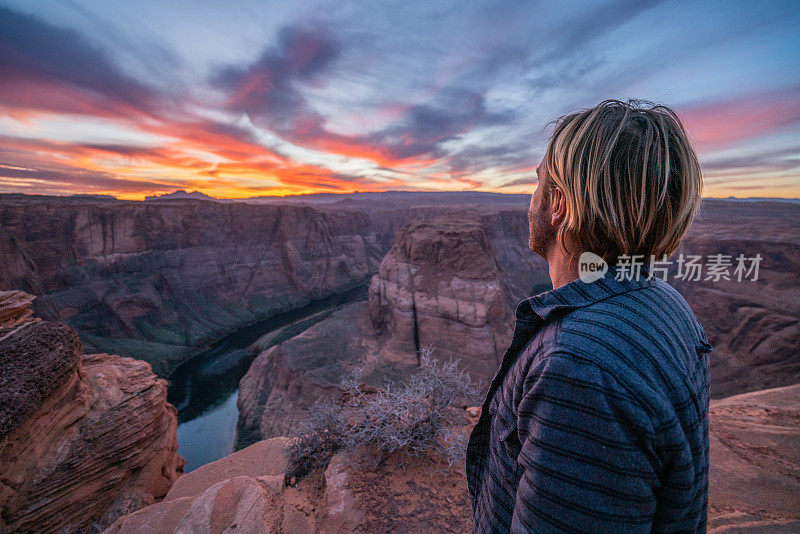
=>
[510,352,659,533]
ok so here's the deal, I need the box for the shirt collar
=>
[516,263,658,323]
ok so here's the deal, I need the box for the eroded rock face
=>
[368,215,514,377]
[103,437,319,534]
[672,228,800,398]
[0,320,81,438]
[0,321,184,533]
[0,200,390,375]
[0,290,37,329]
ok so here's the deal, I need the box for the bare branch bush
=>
[283,346,480,484]
[283,397,348,485]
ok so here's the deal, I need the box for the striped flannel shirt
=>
[466,263,713,533]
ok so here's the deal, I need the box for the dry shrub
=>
[284,347,480,484]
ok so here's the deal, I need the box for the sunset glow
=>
[1,1,799,200]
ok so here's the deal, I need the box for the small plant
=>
[283,347,480,484]
[283,397,349,484]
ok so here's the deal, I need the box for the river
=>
[167,283,368,472]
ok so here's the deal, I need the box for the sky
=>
[1,0,799,200]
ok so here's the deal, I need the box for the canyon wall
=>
[0,294,184,533]
[673,200,800,397]
[0,199,394,375]
[368,215,522,376]
[1,195,797,390]
[0,196,538,377]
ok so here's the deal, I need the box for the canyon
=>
[0,194,531,377]
[1,193,799,532]
[1,195,796,397]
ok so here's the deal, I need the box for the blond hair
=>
[544,99,702,264]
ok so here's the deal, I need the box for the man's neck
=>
[547,250,580,289]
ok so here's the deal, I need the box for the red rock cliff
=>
[0,293,184,533]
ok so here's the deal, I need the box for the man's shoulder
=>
[553,277,706,356]
[529,278,710,415]
[512,275,711,409]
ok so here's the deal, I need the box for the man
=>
[466,100,713,533]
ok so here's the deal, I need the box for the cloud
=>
[497,177,538,189]
[447,139,539,175]
[366,88,508,160]
[681,87,800,150]
[0,162,174,192]
[210,23,518,170]
[0,2,798,198]
[702,146,800,173]
[0,5,159,118]
[213,24,339,127]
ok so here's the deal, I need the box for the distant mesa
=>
[145,190,217,201]
[717,196,800,205]
[246,190,531,206]
[69,193,119,200]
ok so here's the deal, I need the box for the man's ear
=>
[550,187,567,227]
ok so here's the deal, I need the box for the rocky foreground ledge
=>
[708,384,800,532]
[106,385,800,533]
[105,414,477,534]
[0,292,184,533]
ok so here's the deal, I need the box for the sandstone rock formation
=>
[102,437,324,533]
[237,213,541,447]
[368,215,514,377]
[0,317,184,532]
[0,290,37,328]
[105,414,477,534]
[708,384,800,532]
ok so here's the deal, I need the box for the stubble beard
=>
[528,204,555,261]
